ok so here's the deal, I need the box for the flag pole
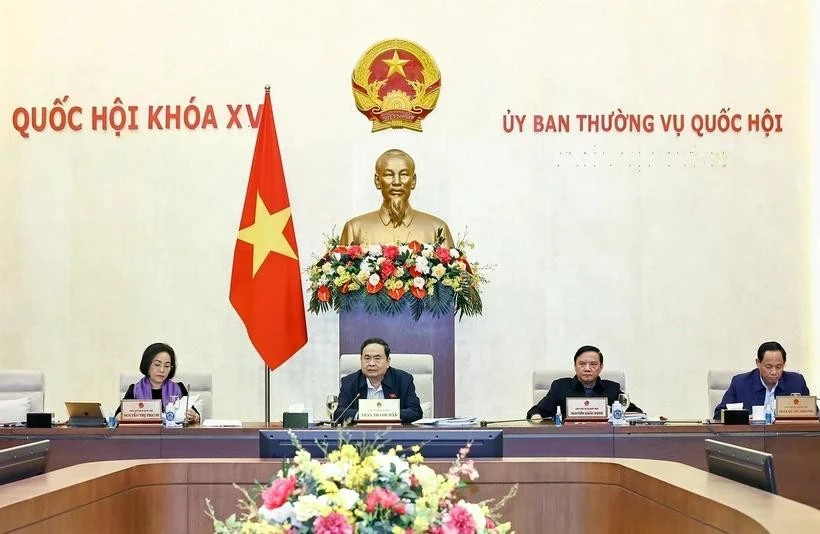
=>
[264,364,271,425]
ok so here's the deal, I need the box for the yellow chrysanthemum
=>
[319,479,338,494]
[339,444,360,463]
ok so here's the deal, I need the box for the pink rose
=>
[261,475,297,509]
[314,512,353,534]
[443,505,477,534]
[382,245,400,260]
[434,247,451,264]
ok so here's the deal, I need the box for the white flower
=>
[399,245,410,254]
[374,453,410,479]
[421,247,433,258]
[335,488,359,510]
[321,263,332,274]
[449,248,460,259]
[332,252,342,261]
[431,264,446,279]
[367,244,382,257]
[457,500,487,532]
[368,273,381,286]
[376,257,385,265]
[321,461,347,481]
[258,502,293,524]
[413,276,425,288]
[292,494,329,522]
[359,263,373,276]
[394,267,405,278]
[319,275,330,285]
[415,256,430,274]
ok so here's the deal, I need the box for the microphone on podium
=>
[479,417,540,427]
[330,393,361,427]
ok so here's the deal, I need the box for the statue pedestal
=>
[339,304,455,417]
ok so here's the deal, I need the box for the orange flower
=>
[411,286,427,299]
[366,280,384,294]
[407,240,422,254]
[317,285,331,302]
[387,287,405,301]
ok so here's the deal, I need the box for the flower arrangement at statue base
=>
[206,432,516,533]
[307,230,485,321]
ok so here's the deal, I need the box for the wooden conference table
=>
[1,457,820,533]
[1,421,819,506]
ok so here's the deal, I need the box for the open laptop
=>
[64,402,106,427]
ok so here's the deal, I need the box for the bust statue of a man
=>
[340,149,454,247]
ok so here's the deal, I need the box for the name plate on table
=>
[776,395,818,420]
[120,399,162,424]
[358,399,400,421]
[565,397,609,421]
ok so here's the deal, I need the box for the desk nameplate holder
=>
[358,399,400,422]
[119,399,163,424]
[775,395,818,421]
[565,397,609,422]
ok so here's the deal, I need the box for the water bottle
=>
[611,400,624,425]
[164,402,177,427]
[764,403,773,424]
[554,406,563,427]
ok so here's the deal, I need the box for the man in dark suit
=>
[713,341,810,420]
[334,337,423,424]
[527,345,641,420]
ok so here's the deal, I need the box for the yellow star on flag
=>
[237,193,298,276]
[382,50,410,78]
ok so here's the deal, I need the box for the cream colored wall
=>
[0,0,815,421]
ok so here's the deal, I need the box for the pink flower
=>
[382,245,400,260]
[261,475,297,509]
[443,505,477,534]
[314,512,353,534]
[347,245,363,258]
[365,487,401,513]
[380,260,397,279]
[434,247,452,264]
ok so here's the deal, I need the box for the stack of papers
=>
[201,419,243,428]
[414,417,478,427]
[624,412,648,422]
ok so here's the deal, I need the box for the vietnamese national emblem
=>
[352,38,441,132]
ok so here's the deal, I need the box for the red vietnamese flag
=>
[230,87,307,370]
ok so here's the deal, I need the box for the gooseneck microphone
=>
[330,393,361,427]
[479,418,540,427]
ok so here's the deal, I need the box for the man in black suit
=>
[527,345,641,420]
[334,337,423,424]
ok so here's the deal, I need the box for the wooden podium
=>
[339,302,455,417]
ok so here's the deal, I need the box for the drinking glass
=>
[326,394,339,425]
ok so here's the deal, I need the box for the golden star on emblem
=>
[382,50,410,78]
[237,193,298,276]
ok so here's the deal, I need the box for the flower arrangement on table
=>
[207,434,516,533]
[307,230,486,320]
